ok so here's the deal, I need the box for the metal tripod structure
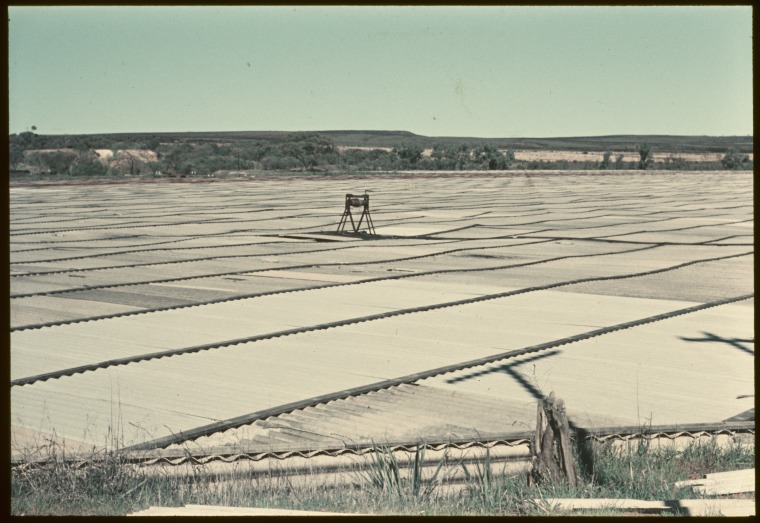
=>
[337,193,376,235]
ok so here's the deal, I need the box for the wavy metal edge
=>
[11,423,754,469]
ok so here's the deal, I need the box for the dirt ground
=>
[512,150,737,163]
[336,146,748,163]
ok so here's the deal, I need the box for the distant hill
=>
[319,131,753,154]
[12,129,753,176]
[54,130,752,154]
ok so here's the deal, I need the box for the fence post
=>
[529,392,577,487]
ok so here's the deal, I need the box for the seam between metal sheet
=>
[11,425,754,467]
[137,425,756,466]
[11,209,750,265]
[119,294,753,451]
[10,238,552,277]
[10,247,749,331]
[9,241,646,328]
[11,277,753,391]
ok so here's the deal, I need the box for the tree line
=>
[9,131,752,177]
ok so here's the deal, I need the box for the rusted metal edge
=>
[9,238,554,312]
[10,254,751,386]
[11,422,753,467]
[137,422,756,462]
[119,293,753,452]
[9,238,554,299]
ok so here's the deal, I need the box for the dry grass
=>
[11,432,754,516]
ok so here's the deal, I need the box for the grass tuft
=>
[11,434,754,516]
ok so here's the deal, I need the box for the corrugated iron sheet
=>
[10,172,754,461]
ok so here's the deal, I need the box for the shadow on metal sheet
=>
[680,331,754,356]
[445,349,561,402]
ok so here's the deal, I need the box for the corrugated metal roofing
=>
[12,272,715,383]
[10,289,724,449]
[424,303,754,424]
[10,171,754,459]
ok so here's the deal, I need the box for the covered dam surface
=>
[10,171,753,460]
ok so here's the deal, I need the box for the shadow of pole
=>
[680,331,754,356]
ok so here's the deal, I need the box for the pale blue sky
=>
[8,5,753,138]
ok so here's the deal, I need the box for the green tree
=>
[600,151,612,169]
[455,144,470,170]
[143,136,161,151]
[67,135,95,153]
[70,156,107,177]
[159,142,194,173]
[392,144,424,166]
[34,150,78,173]
[117,150,154,175]
[429,144,455,170]
[9,143,25,169]
[363,148,398,170]
[147,161,163,175]
[282,133,336,171]
[473,144,512,170]
[262,155,299,171]
[16,131,39,149]
[241,141,273,162]
[637,143,653,170]
[721,148,750,170]
[663,154,687,170]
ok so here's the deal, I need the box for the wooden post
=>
[529,392,577,487]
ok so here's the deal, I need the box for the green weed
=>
[11,434,755,516]
[364,443,449,503]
